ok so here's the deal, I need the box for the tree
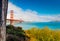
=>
[0,0,8,41]
[6,25,30,41]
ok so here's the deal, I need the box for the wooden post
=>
[0,0,8,41]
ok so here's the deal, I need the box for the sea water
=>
[13,22,60,30]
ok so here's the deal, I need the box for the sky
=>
[7,0,60,22]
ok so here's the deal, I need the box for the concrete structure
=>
[0,0,8,41]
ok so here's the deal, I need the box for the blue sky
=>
[7,0,60,22]
[9,0,60,15]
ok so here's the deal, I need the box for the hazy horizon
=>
[7,0,60,22]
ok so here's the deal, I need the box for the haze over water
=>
[13,22,60,30]
[7,0,60,30]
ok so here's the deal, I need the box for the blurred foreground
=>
[6,25,60,41]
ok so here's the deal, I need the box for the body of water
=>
[13,22,60,30]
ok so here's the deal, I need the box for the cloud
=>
[7,2,60,22]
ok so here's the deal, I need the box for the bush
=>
[6,25,29,41]
[25,27,60,41]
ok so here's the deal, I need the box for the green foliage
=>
[25,27,60,41]
[6,25,24,36]
[6,25,29,41]
[6,25,60,41]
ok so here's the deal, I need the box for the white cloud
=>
[7,2,60,22]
